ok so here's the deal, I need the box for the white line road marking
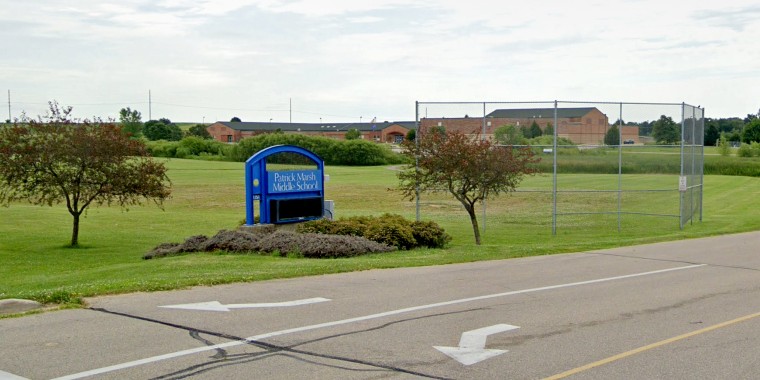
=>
[159,297,331,312]
[434,324,520,365]
[0,369,29,380]
[52,264,705,380]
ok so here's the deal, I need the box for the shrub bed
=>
[143,227,395,259]
[297,214,451,249]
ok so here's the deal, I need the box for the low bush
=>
[297,214,451,249]
[145,137,229,159]
[143,227,395,259]
[737,143,753,157]
[753,142,760,157]
[411,220,453,249]
[365,218,417,250]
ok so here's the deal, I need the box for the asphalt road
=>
[1,231,759,380]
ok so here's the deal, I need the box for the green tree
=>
[344,128,361,140]
[144,118,183,141]
[405,129,416,141]
[398,130,537,245]
[230,116,241,122]
[604,125,620,146]
[718,135,731,156]
[704,124,720,146]
[544,123,554,137]
[638,120,653,136]
[119,107,143,137]
[494,124,524,145]
[741,119,760,143]
[652,115,680,144]
[429,124,446,136]
[0,102,171,246]
[187,124,212,139]
[528,121,543,138]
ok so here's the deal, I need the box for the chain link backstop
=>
[414,100,704,236]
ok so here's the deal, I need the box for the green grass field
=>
[2,158,760,306]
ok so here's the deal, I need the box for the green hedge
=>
[146,137,228,159]
[227,133,408,166]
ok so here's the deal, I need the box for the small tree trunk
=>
[71,212,80,246]
[465,203,482,245]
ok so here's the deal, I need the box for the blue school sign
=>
[245,145,325,225]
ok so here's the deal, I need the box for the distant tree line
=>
[118,107,211,141]
[620,108,760,146]
[493,121,557,145]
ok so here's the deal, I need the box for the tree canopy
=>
[344,128,361,140]
[528,121,543,139]
[604,125,620,146]
[187,124,212,139]
[544,123,554,137]
[398,129,537,245]
[0,102,171,246]
[144,118,183,141]
[405,129,416,141]
[742,118,760,143]
[652,115,680,144]
[119,107,143,137]
[494,124,524,145]
[704,124,720,146]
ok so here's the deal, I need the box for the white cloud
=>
[1,0,759,121]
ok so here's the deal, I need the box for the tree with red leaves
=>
[0,101,171,246]
[398,128,537,245]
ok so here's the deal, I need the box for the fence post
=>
[552,100,558,236]
[618,103,623,232]
[679,103,685,230]
[415,101,420,222]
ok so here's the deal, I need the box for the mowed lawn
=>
[2,158,760,304]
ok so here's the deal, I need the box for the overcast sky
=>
[2,0,759,123]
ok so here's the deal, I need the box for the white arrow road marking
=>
[159,297,331,312]
[0,369,29,380]
[434,324,520,365]
[53,264,704,379]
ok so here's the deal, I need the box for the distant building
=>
[207,120,414,144]
[420,107,639,145]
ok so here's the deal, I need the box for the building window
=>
[227,135,233,143]
[394,135,404,144]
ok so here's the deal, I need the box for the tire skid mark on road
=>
[80,307,451,380]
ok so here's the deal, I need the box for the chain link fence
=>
[413,101,704,236]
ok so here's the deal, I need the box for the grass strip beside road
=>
[2,159,760,305]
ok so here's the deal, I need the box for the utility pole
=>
[7,90,10,122]
[289,98,292,123]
